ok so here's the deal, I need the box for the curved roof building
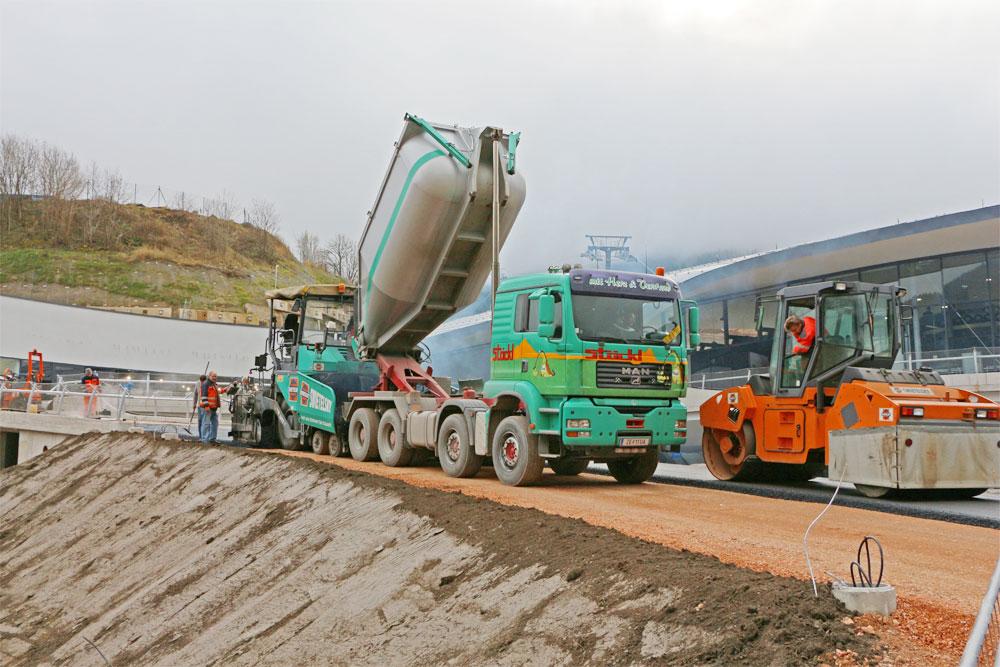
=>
[676,205,999,373]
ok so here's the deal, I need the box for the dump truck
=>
[234,113,698,486]
[699,280,1000,498]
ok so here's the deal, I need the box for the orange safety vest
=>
[83,374,100,388]
[792,316,816,355]
[200,380,221,409]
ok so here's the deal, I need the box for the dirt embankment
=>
[0,433,876,666]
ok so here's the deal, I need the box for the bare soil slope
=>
[0,433,874,666]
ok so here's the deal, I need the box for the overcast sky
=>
[2,0,997,275]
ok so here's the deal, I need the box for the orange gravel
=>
[270,450,998,664]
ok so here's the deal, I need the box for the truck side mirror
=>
[688,305,700,348]
[537,294,555,338]
[899,304,913,322]
[538,294,555,324]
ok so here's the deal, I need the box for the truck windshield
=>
[301,299,346,344]
[571,294,681,345]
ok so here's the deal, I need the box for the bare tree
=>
[247,199,281,259]
[324,233,359,284]
[100,168,128,205]
[296,231,326,264]
[205,189,238,221]
[0,135,40,229]
[172,191,198,213]
[36,142,84,242]
[36,143,84,200]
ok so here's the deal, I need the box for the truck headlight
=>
[675,419,687,429]
[566,419,590,429]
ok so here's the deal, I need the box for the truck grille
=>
[596,362,671,389]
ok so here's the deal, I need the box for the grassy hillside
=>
[0,200,341,312]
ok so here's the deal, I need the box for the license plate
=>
[617,436,650,447]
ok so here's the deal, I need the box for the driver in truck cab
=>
[784,315,816,355]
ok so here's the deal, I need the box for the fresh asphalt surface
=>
[590,461,1000,529]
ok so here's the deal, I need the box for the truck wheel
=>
[282,410,302,451]
[438,414,482,478]
[310,428,330,455]
[378,409,413,467]
[491,416,543,486]
[607,448,659,484]
[247,416,261,449]
[328,434,344,458]
[348,408,380,461]
[548,459,589,476]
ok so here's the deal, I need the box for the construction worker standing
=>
[199,371,232,444]
[194,374,207,441]
[81,368,101,417]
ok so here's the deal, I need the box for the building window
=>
[860,264,898,286]
[900,258,945,354]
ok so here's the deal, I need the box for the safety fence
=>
[0,382,196,421]
[1,374,268,421]
[960,555,1000,667]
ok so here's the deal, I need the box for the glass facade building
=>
[680,207,999,374]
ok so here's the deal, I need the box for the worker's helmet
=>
[85,368,93,374]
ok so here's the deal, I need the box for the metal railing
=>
[691,367,769,391]
[691,347,1000,390]
[960,555,1000,667]
[898,347,1000,375]
[0,383,196,421]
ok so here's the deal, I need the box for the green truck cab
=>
[480,266,698,485]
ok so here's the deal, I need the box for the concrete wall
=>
[1,295,265,377]
[0,411,132,467]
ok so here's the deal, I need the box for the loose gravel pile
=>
[0,433,875,665]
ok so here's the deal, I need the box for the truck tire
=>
[348,408,380,461]
[246,416,261,449]
[438,414,482,478]
[377,409,413,467]
[491,415,543,486]
[310,428,330,455]
[281,409,301,451]
[328,434,344,458]
[548,459,589,476]
[607,448,659,484]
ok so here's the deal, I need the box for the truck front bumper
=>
[559,398,688,450]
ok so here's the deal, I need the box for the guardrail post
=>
[972,347,980,374]
[960,555,1000,666]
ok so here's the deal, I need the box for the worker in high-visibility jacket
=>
[81,368,101,417]
[784,315,816,355]
[199,371,233,444]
